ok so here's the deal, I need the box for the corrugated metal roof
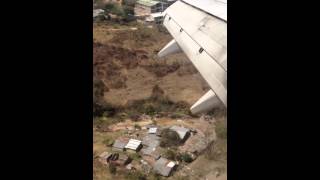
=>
[167,161,175,168]
[113,141,126,149]
[151,12,164,18]
[136,0,160,7]
[93,9,105,18]
[125,139,142,150]
[153,157,174,176]
[170,125,190,139]
[181,0,227,21]
[148,127,158,133]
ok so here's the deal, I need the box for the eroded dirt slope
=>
[93,23,209,106]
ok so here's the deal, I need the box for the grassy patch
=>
[123,85,190,117]
[125,170,146,180]
[128,153,142,161]
[205,111,227,162]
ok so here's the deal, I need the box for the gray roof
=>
[170,126,190,139]
[112,138,129,150]
[93,9,105,18]
[141,134,160,157]
[125,139,142,150]
[142,134,160,146]
[153,158,176,176]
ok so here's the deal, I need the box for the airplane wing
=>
[158,0,227,114]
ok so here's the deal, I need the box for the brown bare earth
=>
[93,22,208,106]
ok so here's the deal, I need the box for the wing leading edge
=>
[158,0,227,114]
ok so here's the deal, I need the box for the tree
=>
[180,153,193,163]
[160,128,181,147]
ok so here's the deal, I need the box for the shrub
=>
[125,170,146,180]
[104,3,125,17]
[134,124,141,130]
[127,110,141,121]
[93,100,117,117]
[129,153,141,161]
[164,149,177,160]
[103,137,114,147]
[109,163,117,174]
[215,119,227,139]
[149,172,162,180]
[180,153,193,163]
[160,129,181,148]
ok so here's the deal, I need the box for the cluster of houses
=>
[134,0,176,24]
[98,124,192,177]
[93,0,177,24]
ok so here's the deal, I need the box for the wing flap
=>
[190,90,221,114]
[158,39,182,58]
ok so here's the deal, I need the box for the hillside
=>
[93,22,210,107]
[93,22,226,180]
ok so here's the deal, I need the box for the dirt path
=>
[107,27,138,31]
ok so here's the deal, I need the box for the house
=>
[112,137,129,151]
[148,127,158,134]
[170,125,190,142]
[108,153,131,166]
[141,134,161,159]
[125,139,143,152]
[150,12,165,24]
[145,12,165,25]
[93,9,105,19]
[134,0,162,17]
[157,0,176,11]
[153,157,176,176]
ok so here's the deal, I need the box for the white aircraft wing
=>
[158,0,227,114]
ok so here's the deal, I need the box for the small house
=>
[109,153,131,166]
[170,125,190,142]
[148,127,158,134]
[153,157,176,177]
[141,134,160,159]
[112,137,129,151]
[93,9,105,19]
[134,0,162,17]
[145,12,164,24]
[125,139,143,152]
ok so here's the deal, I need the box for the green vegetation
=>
[93,84,190,122]
[205,114,227,162]
[129,153,142,161]
[125,170,146,180]
[104,3,135,21]
[125,85,190,117]
[109,163,117,175]
[104,3,125,16]
[134,124,142,130]
[160,129,181,148]
[144,61,181,77]
[102,137,114,147]
[164,149,177,160]
[148,172,162,180]
[180,153,193,163]
[215,118,227,139]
